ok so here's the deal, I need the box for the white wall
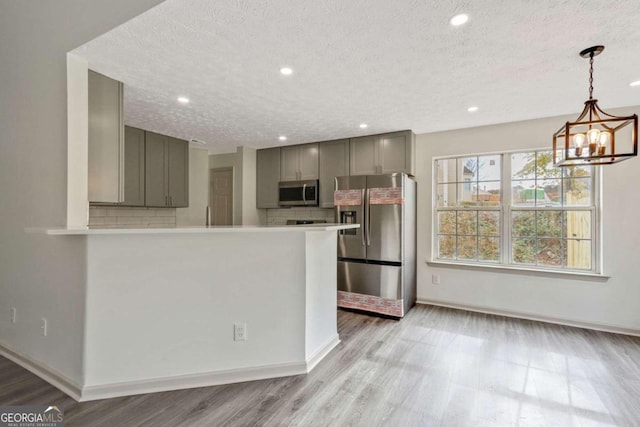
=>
[176,147,209,226]
[209,150,242,225]
[415,106,640,332]
[84,231,314,386]
[0,0,164,386]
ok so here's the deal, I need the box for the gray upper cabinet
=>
[350,130,415,176]
[88,70,124,203]
[256,147,281,208]
[280,143,318,181]
[145,131,189,207]
[319,139,349,208]
[123,126,145,206]
[167,137,189,207]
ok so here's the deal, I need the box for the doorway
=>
[209,168,233,226]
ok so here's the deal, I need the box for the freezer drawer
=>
[337,261,402,300]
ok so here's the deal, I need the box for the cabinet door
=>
[319,139,349,208]
[88,70,124,203]
[379,131,414,175]
[167,137,189,207]
[123,126,145,206]
[298,143,319,180]
[257,147,281,208]
[145,131,168,207]
[349,136,378,175]
[280,146,300,181]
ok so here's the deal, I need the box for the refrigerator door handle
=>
[366,188,371,246]
[361,189,366,246]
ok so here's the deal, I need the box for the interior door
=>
[210,168,233,225]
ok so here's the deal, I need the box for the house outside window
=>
[434,150,599,273]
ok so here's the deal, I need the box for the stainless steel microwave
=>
[278,180,319,207]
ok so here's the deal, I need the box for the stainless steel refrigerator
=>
[334,173,416,318]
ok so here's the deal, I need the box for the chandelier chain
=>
[589,53,594,99]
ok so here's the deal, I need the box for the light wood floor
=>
[2,305,640,426]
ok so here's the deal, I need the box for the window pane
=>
[458,157,478,182]
[566,239,591,270]
[437,211,456,234]
[438,235,456,259]
[537,211,562,237]
[457,236,477,260]
[457,182,478,206]
[479,237,500,262]
[478,211,499,236]
[476,181,501,206]
[436,159,458,183]
[536,179,561,206]
[512,180,536,206]
[537,238,563,267]
[457,211,477,235]
[564,211,591,239]
[563,178,592,206]
[436,183,457,207]
[512,238,536,264]
[512,211,536,237]
[478,155,501,181]
[537,151,561,179]
[511,152,535,180]
[563,165,591,179]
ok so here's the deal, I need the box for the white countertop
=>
[28,223,360,235]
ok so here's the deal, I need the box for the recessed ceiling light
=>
[359,123,368,129]
[467,106,479,113]
[177,96,190,104]
[449,13,469,27]
[280,67,293,76]
[630,80,640,87]
[278,136,287,141]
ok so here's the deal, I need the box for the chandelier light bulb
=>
[598,132,609,146]
[573,133,586,148]
[587,128,601,145]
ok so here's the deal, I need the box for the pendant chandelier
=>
[553,45,638,167]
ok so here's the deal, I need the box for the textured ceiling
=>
[73,0,640,154]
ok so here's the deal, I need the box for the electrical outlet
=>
[234,323,247,341]
[41,318,47,336]
[432,274,441,285]
[10,307,16,324]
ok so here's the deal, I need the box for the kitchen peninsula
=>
[33,224,358,401]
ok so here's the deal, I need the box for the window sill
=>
[426,260,610,281]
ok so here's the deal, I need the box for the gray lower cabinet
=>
[319,139,349,208]
[88,70,124,203]
[145,131,189,207]
[123,126,145,206]
[280,143,318,181]
[350,130,415,176]
[256,147,281,208]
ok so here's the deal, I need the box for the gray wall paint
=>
[0,0,164,385]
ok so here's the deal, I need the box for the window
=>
[434,150,599,273]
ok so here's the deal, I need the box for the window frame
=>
[432,148,601,274]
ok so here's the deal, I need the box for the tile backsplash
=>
[265,207,335,226]
[89,206,176,228]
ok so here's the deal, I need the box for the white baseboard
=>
[1,333,342,402]
[80,360,309,401]
[0,340,82,400]
[417,299,640,337]
[305,334,340,372]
